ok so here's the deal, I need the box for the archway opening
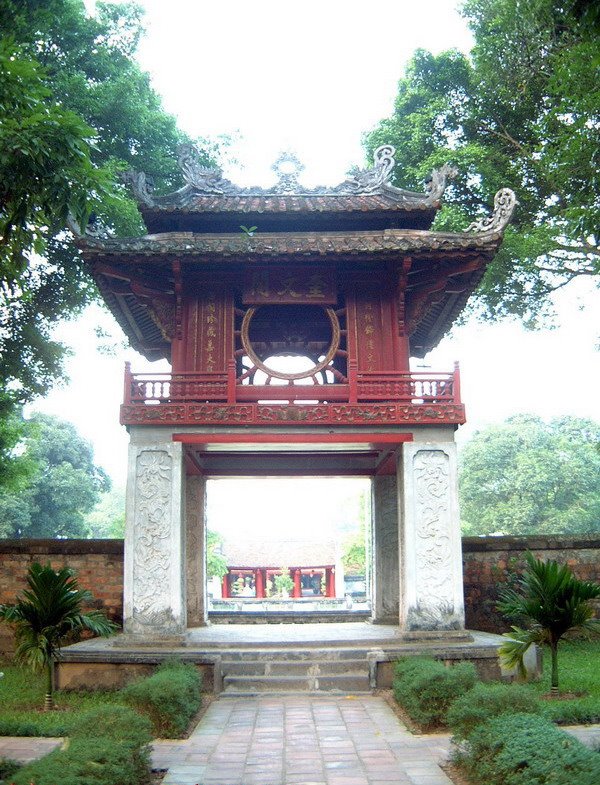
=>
[205,477,371,616]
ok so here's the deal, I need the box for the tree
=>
[459,415,600,535]
[364,0,599,323]
[497,552,600,695]
[342,521,367,576]
[0,562,116,709]
[0,1,219,419]
[206,530,228,581]
[84,486,126,539]
[0,413,110,538]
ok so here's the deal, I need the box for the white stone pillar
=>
[398,442,465,631]
[124,441,186,637]
[185,474,207,627]
[371,475,400,623]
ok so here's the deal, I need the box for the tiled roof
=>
[144,192,438,214]
[78,228,503,258]
[223,538,338,569]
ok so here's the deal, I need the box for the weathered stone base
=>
[55,624,518,693]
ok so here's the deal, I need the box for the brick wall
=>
[1,536,598,652]
[0,539,124,654]
[462,535,600,632]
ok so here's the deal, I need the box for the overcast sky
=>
[35,1,599,535]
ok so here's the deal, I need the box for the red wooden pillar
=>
[326,567,336,598]
[293,568,302,599]
[255,568,265,599]
[221,574,229,599]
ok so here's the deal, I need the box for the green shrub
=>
[71,703,152,744]
[447,681,541,741]
[0,758,21,779]
[457,712,600,785]
[123,659,202,737]
[393,656,477,728]
[10,738,141,785]
[71,705,152,784]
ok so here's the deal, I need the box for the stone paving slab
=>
[1,708,598,785]
[153,696,454,785]
[0,736,63,763]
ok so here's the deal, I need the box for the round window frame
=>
[240,305,341,381]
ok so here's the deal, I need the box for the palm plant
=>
[0,562,117,709]
[497,552,600,696]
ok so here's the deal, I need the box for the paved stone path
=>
[1,698,599,785]
[153,696,454,785]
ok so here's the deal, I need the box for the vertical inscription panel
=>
[181,282,234,373]
[347,276,399,372]
[399,443,465,631]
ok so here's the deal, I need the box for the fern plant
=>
[0,563,117,709]
[497,552,600,695]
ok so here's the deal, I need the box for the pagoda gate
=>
[75,146,515,640]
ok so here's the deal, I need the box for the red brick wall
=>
[0,539,124,653]
[462,536,600,632]
[1,536,599,652]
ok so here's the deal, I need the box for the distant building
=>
[221,538,343,599]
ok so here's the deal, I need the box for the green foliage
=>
[9,737,144,785]
[0,0,220,412]
[392,656,477,728]
[497,552,600,694]
[273,567,294,597]
[0,662,126,736]
[0,412,110,536]
[84,486,126,538]
[206,529,228,580]
[455,712,600,785]
[0,562,116,708]
[364,1,600,322]
[533,639,600,724]
[342,520,366,575]
[0,398,37,507]
[123,659,202,737]
[459,415,600,535]
[0,758,21,779]
[71,705,152,784]
[447,681,541,741]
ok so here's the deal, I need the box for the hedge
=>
[9,706,152,785]
[393,656,477,728]
[123,659,202,737]
[447,681,541,742]
[457,712,600,785]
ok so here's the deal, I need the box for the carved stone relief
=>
[410,449,461,628]
[185,475,206,627]
[132,450,178,630]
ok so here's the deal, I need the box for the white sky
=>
[34,1,599,532]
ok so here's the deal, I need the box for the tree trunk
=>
[44,660,54,711]
[550,640,559,697]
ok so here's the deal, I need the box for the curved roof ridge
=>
[122,145,457,211]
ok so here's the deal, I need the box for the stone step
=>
[222,672,371,695]
[213,646,375,662]
[221,658,369,677]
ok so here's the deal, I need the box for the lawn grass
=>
[0,661,127,736]
[528,638,600,724]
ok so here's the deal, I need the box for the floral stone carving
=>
[410,449,460,629]
[132,450,178,630]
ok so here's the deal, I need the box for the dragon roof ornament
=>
[122,145,458,206]
[463,188,517,234]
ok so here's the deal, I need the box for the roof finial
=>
[271,151,305,194]
[464,188,517,234]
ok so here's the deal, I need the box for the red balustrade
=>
[123,362,461,407]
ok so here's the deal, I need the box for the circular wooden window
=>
[240,305,341,381]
